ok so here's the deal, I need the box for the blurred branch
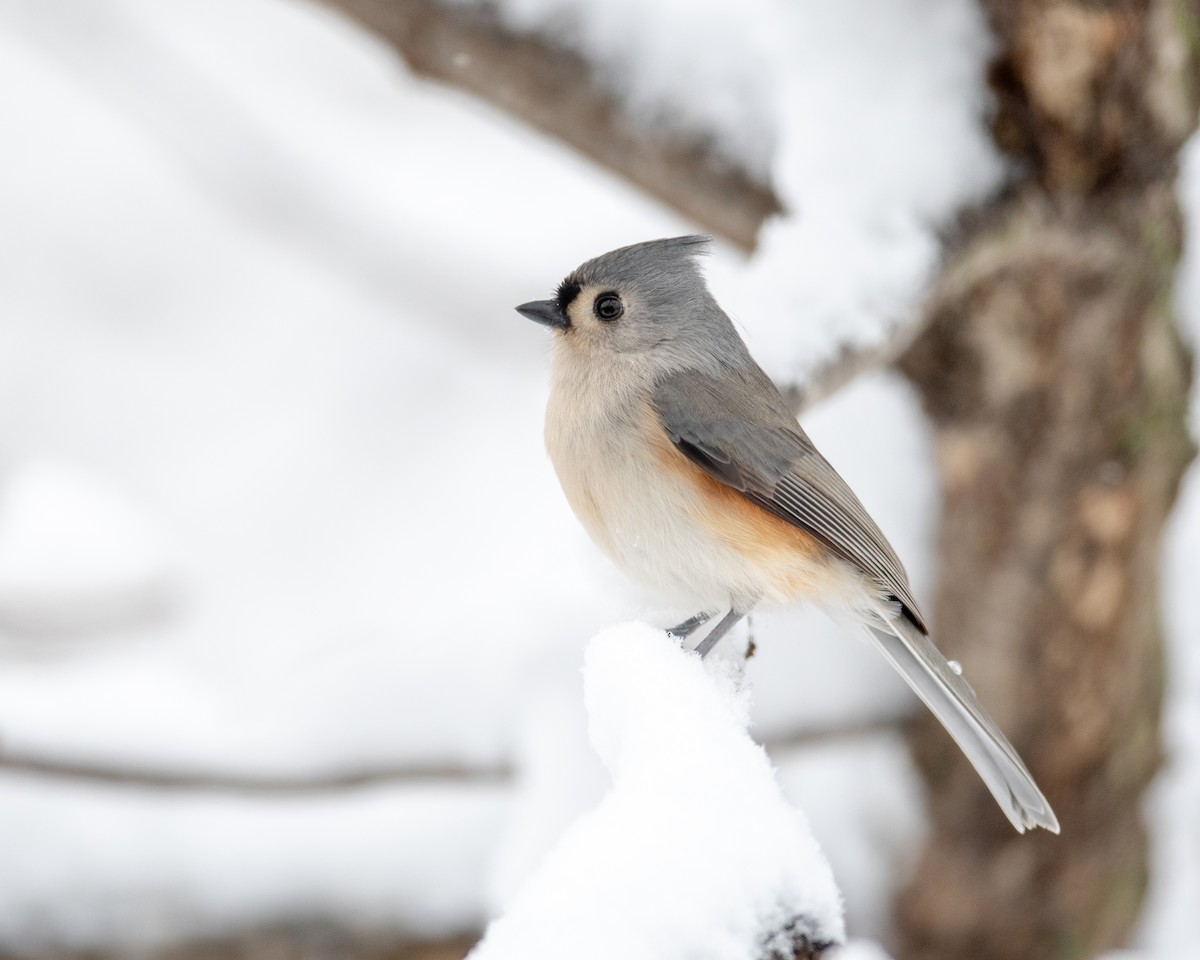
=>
[0,744,508,792]
[0,715,907,794]
[318,0,782,253]
[782,324,929,414]
[764,713,913,755]
[0,925,481,960]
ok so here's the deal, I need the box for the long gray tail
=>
[868,615,1059,834]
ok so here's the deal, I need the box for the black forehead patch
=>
[555,278,582,311]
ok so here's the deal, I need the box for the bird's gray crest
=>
[549,234,746,368]
[566,235,712,291]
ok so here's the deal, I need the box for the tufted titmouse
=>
[516,236,1058,834]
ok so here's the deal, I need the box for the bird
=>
[515,235,1059,835]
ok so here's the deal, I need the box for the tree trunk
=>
[894,3,1198,958]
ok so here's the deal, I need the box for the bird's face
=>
[515,235,730,367]
[515,272,663,360]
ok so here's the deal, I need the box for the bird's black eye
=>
[594,293,624,322]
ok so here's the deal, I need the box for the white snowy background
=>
[0,0,1195,955]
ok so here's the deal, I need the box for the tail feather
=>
[868,617,1059,834]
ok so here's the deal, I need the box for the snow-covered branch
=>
[321,0,783,251]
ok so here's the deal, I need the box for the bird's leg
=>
[694,608,747,659]
[744,613,757,660]
[665,611,712,641]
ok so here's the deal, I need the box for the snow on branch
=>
[321,0,783,252]
[469,623,845,960]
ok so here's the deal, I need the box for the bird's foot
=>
[665,611,712,642]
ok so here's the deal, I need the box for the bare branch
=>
[763,713,914,755]
[0,744,508,793]
[783,322,930,414]
[319,0,782,252]
[0,715,908,794]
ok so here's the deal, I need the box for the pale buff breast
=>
[544,353,868,612]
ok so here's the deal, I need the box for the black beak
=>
[516,299,570,330]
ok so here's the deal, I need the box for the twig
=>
[762,713,914,754]
[0,746,508,793]
[0,715,908,794]
[784,322,930,415]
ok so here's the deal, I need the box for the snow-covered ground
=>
[0,0,1194,955]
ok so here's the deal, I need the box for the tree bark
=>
[894,3,1198,958]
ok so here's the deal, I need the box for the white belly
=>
[542,347,879,616]
[544,338,883,614]
[554,442,749,607]
[546,387,776,610]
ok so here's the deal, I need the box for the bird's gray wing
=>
[652,365,927,631]
[653,366,1060,833]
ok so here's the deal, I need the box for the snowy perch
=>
[469,623,846,960]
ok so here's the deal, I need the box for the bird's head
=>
[516,236,739,369]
